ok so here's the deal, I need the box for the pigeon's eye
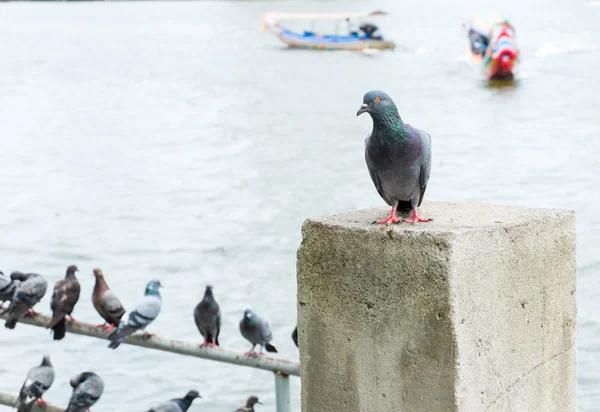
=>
[374,97,381,103]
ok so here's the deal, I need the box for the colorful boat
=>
[261,11,395,51]
[465,10,520,79]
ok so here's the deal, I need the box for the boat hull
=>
[277,30,395,51]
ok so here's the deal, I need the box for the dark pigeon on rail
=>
[14,355,55,412]
[0,271,21,305]
[147,390,202,412]
[2,273,48,329]
[46,265,81,340]
[239,308,278,357]
[235,396,262,412]
[65,372,104,412]
[108,279,162,349]
[194,284,221,347]
[292,326,298,348]
[357,90,432,225]
[92,268,126,332]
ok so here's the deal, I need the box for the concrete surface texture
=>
[296,201,577,412]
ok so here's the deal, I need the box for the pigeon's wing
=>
[417,130,432,207]
[259,319,273,343]
[364,135,393,207]
[215,310,221,345]
[27,366,55,395]
[101,290,125,321]
[127,296,161,328]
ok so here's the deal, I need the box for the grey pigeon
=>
[65,372,104,412]
[14,355,55,412]
[47,265,81,340]
[193,285,221,347]
[147,390,202,412]
[2,273,48,329]
[292,326,298,349]
[235,396,262,412]
[92,268,126,332]
[357,90,432,225]
[0,271,21,305]
[108,279,162,349]
[239,308,278,357]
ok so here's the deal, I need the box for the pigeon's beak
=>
[357,103,369,116]
[257,401,263,405]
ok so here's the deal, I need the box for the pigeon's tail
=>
[46,313,64,329]
[265,343,278,353]
[51,318,67,340]
[107,324,136,349]
[16,401,34,412]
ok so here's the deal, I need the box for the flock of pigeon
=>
[0,265,298,411]
[1,89,429,411]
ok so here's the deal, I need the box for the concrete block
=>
[296,201,576,412]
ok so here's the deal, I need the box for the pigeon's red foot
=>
[209,342,217,347]
[66,315,76,323]
[141,332,155,340]
[404,207,432,224]
[25,309,39,317]
[36,398,47,406]
[95,323,108,329]
[244,351,261,359]
[374,215,403,225]
[373,205,402,225]
[103,324,116,332]
[199,340,210,348]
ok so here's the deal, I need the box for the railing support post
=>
[274,372,291,412]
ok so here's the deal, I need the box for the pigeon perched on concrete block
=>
[0,271,21,306]
[108,280,162,349]
[239,308,277,357]
[235,396,262,412]
[147,390,202,412]
[92,268,125,332]
[194,285,221,347]
[65,372,104,412]
[15,355,55,412]
[357,90,432,225]
[47,265,81,340]
[2,273,47,329]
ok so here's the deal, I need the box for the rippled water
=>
[0,0,598,410]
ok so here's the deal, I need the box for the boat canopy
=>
[262,11,388,27]
[470,10,505,35]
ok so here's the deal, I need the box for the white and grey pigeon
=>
[2,273,48,329]
[239,308,278,357]
[64,372,104,412]
[108,279,162,349]
[147,390,202,412]
[14,355,55,412]
[0,271,21,306]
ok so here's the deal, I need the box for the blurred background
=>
[0,0,598,410]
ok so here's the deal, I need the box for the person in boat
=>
[359,22,383,40]
[345,18,359,36]
[465,23,489,56]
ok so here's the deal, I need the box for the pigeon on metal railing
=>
[235,396,262,412]
[358,90,433,225]
[2,273,47,329]
[46,265,81,340]
[65,372,104,412]
[107,279,162,349]
[194,284,221,347]
[14,355,55,412]
[147,390,202,412]
[92,268,126,332]
[239,308,278,357]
